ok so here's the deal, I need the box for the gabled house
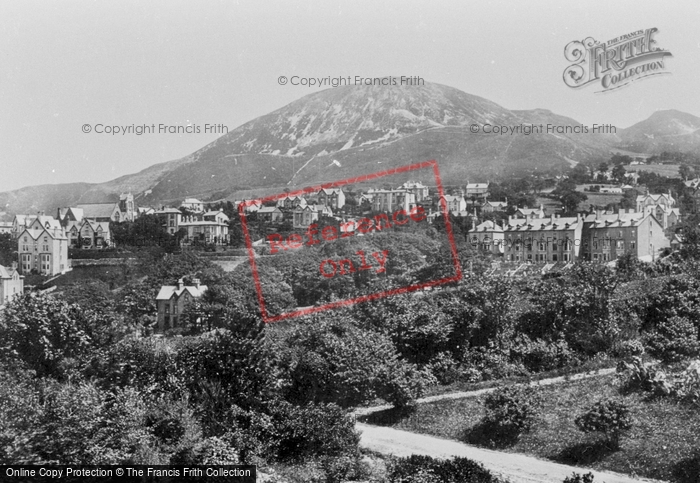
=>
[292,204,333,228]
[440,195,467,214]
[400,181,429,202]
[0,263,23,308]
[277,195,308,210]
[465,182,490,202]
[317,188,346,210]
[16,215,70,276]
[258,206,284,223]
[156,278,208,330]
[76,203,123,223]
[77,219,112,248]
[180,198,205,213]
[515,205,546,220]
[180,211,230,245]
[482,199,508,213]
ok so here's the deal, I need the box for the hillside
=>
[617,109,700,155]
[4,82,695,215]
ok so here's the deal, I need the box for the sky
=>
[1,0,699,193]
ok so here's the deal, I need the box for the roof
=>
[484,200,507,207]
[0,265,16,279]
[156,284,208,300]
[182,198,203,204]
[582,211,652,228]
[505,216,580,232]
[319,188,343,195]
[155,208,183,214]
[81,219,110,232]
[466,183,489,189]
[471,220,504,232]
[258,206,281,213]
[441,195,464,201]
[76,203,118,219]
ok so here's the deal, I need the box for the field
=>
[361,374,700,482]
[625,164,681,178]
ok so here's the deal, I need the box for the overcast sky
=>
[1,0,699,193]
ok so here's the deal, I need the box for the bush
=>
[644,316,700,363]
[426,352,461,385]
[574,399,632,449]
[388,454,503,483]
[563,472,595,483]
[514,337,578,373]
[478,385,538,447]
[610,339,645,358]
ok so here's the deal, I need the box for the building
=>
[514,205,546,220]
[0,263,23,308]
[258,206,285,223]
[600,186,623,194]
[137,206,156,217]
[440,195,467,214]
[118,193,137,221]
[179,211,230,245]
[277,195,308,210]
[17,214,70,276]
[580,209,670,263]
[400,181,430,202]
[317,188,345,210]
[465,182,490,202]
[155,208,183,235]
[502,214,583,263]
[156,278,208,331]
[0,221,12,235]
[482,199,508,213]
[371,189,416,213]
[469,220,505,254]
[292,204,333,228]
[635,191,679,229]
[75,202,123,223]
[76,219,112,248]
[180,198,205,213]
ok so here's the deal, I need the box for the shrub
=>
[514,337,578,373]
[479,385,538,447]
[426,352,461,385]
[644,316,700,363]
[563,472,595,483]
[574,399,632,449]
[388,454,503,483]
[611,339,645,358]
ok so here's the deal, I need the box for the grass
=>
[625,164,681,178]
[361,374,700,482]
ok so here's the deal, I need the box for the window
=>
[593,241,598,249]
[563,253,570,262]
[631,241,636,249]
[552,254,558,262]
[593,253,599,260]
[165,304,170,314]
[616,240,624,250]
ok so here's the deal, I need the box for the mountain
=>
[617,109,700,154]
[0,81,665,215]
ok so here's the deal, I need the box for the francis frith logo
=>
[563,28,672,93]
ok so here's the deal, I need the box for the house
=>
[156,278,208,330]
[277,195,308,210]
[77,219,112,248]
[440,195,467,214]
[137,206,156,217]
[514,205,546,220]
[180,198,205,213]
[636,191,679,228]
[154,208,183,235]
[257,206,285,223]
[469,220,505,254]
[599,186,623,194]
[292,204,333,228]
[465,182,490,202]
[180,213,229,245]
[580,209,670,263]
[371,189,416,213]
[317,188,345,210]
[482,199,508,213]
[16,214,70,276]
[399,181,430,202]
[0,263,23,308]
[0,221,12,234]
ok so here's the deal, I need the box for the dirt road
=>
[357,423,658,483]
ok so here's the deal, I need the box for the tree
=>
[0,293,93,378]
[479,385,538,447]
[611,164,626,183]
[559,190,587,213]
[0,233,15,267]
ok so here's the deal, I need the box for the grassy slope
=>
[365,374,700,482]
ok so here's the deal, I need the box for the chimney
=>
[177,278,184,290]
[11,261,17,271]
[193,278,201,289]
[550,214,555,224]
